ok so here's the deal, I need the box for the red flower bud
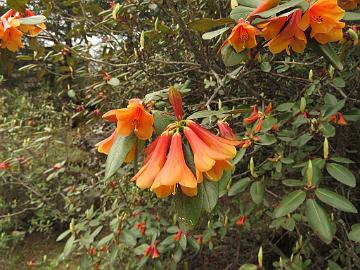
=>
[168,86,183,120]
[337,112,347,126]
[143,245,152,256]
[217,121,238,141]
[174,228,182,241]
[151,247,160,259]
[0,162,10,170]
[264,102,272,116]
[236,215,246,226]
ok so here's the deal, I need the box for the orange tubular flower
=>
[184,122,238,181]
[261,10,307,54]
[243,103,272,133]
[103,99,154,140]
[0,10,24,52]
[299,0,345,44]
[244,105,260,124]
[247,0,280,20]
[221,19,258,53]
[174,228,182,241]
[132,132,171,189]
[151,133,198,198]
[217,120,239,141]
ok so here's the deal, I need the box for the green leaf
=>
[17,15,46,25]
[291,133,313,147]
[256,0,307,18]
[343,12,360,21]
[188,18,234,32]
[230,6,255,21]
[175,192,202,232]
[332,77,345,88]
[202,27,229,40]
[276,102,294,112]
[221,43,248,67]
[62,235,76,259]
[348,224,360,243]
[305,199,333,244]
[6,0,28,12]
[250,181,264,205]
[315,188,357,213]
[105,134,136,180]
[228,177,251,196]
[282,179,306,187]
[119,230,137,247]
[260,61,271,72]
[218,170,232,197]
[323,99,346,118]
[232,148,246,165]
[187,237,200,252]
[199,181,219,212]
[328,260,343,270]
[344,108,360,122]
[239,264,258,270]
[97,233,114,247]
[107,77,120,86]
[310,40,343,71]
[152,110,175,135]
[273,190,306,218]
[330,156,354,164]
[326,163,356,187]
[56,230,71,242]
[258,134,277,145]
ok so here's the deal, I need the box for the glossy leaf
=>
[273,190,306,218]
[305,199,333,244]
[199,181,219,212]
[250,181,264,205]
[228,177,251,196]
[326,163,356,187]
[202,27,229,40]
[221,44,248,67]
[105,134,136,180]
[315,188,357,213]
[348,224,360,243]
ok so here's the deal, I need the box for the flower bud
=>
[347,28,359,46]
[323,137,329,160]
[306,160,313,187]
[168,86,183,120]
[217,121,238,141]
[300,97,306,113]
[250,157,255,177]
[258,246,263,268]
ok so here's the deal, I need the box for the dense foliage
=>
[0,0,360,269]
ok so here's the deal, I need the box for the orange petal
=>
[95,130,117,155]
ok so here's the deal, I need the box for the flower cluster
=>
[223,0,348,55]
[97,89,240,198]
[0,9,46,52]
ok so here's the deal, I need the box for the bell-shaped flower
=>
[132,132,171,189]
[299,0,345,44]
[0,10,23,52]
[184,122,237,181]
[151,133,198,198]
[260,10,307,54]
[221,19,258,53]
[103,98,154,140]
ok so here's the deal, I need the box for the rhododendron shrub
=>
[1,0,360,269]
